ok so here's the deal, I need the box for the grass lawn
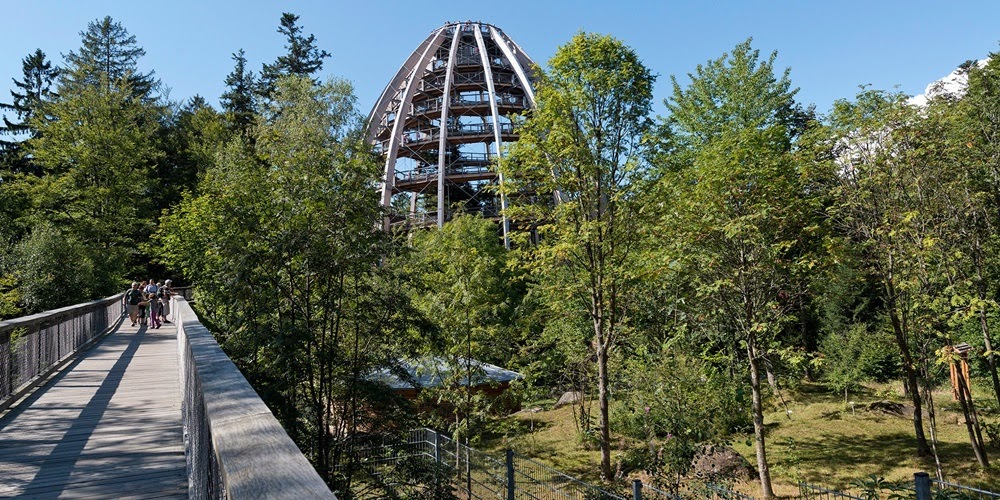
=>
[482,381,1000,498]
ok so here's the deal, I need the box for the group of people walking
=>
[124,279,173,328]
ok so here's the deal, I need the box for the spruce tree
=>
[221,49,257,134]
[61,16,158,99]
[0,49,58,174]
[258,13,330,97]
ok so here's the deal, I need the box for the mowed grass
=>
[482,382,1000,497]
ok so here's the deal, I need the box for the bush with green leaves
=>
[820,323,900,401]
[612,348,750,489]
[7,223,96,313]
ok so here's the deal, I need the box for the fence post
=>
[632,479,642,500]
[434,430,441,465]
[914,472,931,500]
[433,430,441,496]
[506,449,515,500]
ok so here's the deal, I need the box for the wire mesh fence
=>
[799,483,864,500]
[330,428,1000,500]
[0,294,124,410]
[932,479,1000,500]
[331,427,759,500]
[703,483,757,500]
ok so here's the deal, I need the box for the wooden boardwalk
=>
[0,319,187,498]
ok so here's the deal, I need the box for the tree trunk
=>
[597,336,612,481]
[748,341,775,499]
[955,360,990,468]
[978,308,1000,407]
[765,357,778,393]
[887,305,931,455]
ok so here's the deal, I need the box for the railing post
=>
[506,449,515,500]
[632,479,642,500]
[914,472,931,500]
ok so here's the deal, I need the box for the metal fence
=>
[932,479,1000,500]
[0,293,124,411]
[703,483,756,500]
[799,483,863,500]
[799,474,1000,500]
[337,427,745,500]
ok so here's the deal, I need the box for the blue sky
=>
[1,0,998,118]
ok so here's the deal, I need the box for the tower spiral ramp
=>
[367,21,537,245]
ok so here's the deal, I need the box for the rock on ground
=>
[554,391,583,409]
[690,444,755,482]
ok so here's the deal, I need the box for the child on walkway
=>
[147,292,162,329]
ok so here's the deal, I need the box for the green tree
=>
[655,39,808,498]
[221,49,257,135]
[613,350,749,491]
[26,75,162,294]
[950,55,1000,406]
[500,32,654,480]
[61,16,158,99]
[157,75,418,488]
[156,96,226,208]
[404,214,523,441]
[820,87,981,463]
[0,49,59,175]
[5,223,94,313]
[258,13,330,98]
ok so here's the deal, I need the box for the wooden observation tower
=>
[366,21,537,246]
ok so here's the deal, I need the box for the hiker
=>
[125,282,143,327]
[145,279,158,296]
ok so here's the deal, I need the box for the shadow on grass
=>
[787,382,882,406]
[785,431,978,486]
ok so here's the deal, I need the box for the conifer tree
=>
[258,13,330,97]
[61,16,158,99]
[221,49,257,134]
[0,49,58,174]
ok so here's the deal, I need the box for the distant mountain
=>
[908,58,989,107]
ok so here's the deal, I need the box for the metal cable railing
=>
[0,294,124,411]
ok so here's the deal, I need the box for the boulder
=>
[866,400,905,416]
[690,444,755,482]
[554,391,584,409]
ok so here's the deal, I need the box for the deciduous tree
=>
[500,32,654,480]
[656,39,809,498]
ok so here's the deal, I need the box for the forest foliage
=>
[2,14,1000,496]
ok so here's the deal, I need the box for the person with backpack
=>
[125,282,143,327]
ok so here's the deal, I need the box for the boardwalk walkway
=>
[0,319,187,498]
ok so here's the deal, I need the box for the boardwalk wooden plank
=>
[0,320,187,498]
